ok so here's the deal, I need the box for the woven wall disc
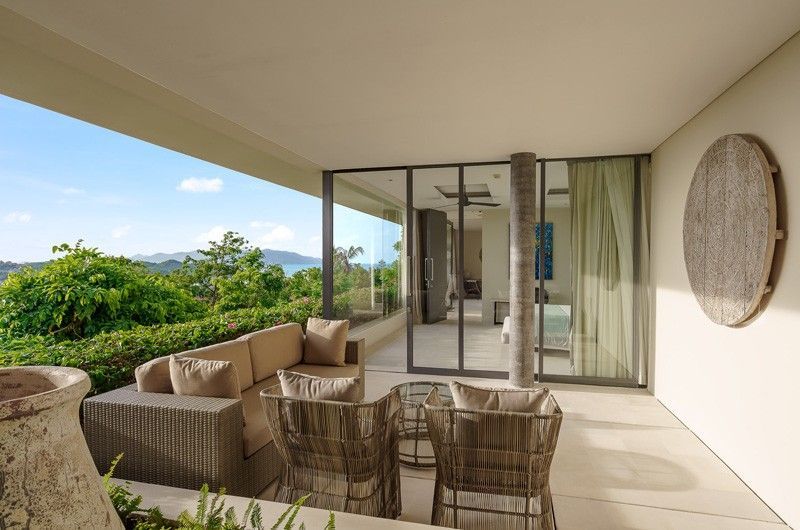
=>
[683,134,777,326]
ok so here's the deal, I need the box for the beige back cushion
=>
[183,340,254,391]
[135,356,172,393]
[169,355,242,399]
[304,318,349,366]
[449,381,550,413]
[242,323,304,382]
[135,339,254,393]
[277,369,361,403]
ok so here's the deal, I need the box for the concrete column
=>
[509,152,537,387]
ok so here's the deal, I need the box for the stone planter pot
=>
[0,366,124,529]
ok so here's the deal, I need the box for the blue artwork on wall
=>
[535,222,553,280]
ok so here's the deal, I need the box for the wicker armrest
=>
[345,338,366,399]
[83,384,245,492]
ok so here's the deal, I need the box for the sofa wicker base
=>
[83,384,282,497]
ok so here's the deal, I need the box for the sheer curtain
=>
[569,158,637,379]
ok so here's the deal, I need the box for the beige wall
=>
[651,32,800,528]
[481,209,510,324]
[479,207,572,323]
[462,229,482,280]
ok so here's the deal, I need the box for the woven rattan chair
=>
[261,385,402,519]
[424,386,563,529]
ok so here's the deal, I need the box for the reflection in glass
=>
[332,174,405,340]
[541,157,649,381]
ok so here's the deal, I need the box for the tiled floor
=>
[365,299,572,375]
[357,370,785,529]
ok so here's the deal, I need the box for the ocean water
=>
[279,263,319,276]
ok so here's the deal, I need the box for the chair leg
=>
[551,492,557,530]
[430,480,442,526]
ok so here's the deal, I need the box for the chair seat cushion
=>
[277,369,361,403]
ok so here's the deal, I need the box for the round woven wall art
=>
[683,134,777,326]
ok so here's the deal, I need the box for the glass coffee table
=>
[392,381,453,467]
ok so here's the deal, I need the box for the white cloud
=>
[308,235,321,244]
[111,225,132,238]
[177,177,223,193]
[3,211,32,224]
[196,225,228,243]
[62,187,85,195]
[258,225,295,246]
[249,220,277,229]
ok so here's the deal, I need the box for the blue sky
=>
[0,94,324,263]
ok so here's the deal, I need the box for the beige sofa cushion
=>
[277,369,360,402]
[241,377,277,457]
[241,323,304,382]
[449,381,550,413]
[183,340,254,391]
[303,318,348,366]
[135,356,172,393]
[169,356,241,400]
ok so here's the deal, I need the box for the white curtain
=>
[569,158,638,379]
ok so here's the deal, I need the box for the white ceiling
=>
[338,161,569,230]
[3,1,800,170]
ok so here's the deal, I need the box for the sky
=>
[0,94,324,263]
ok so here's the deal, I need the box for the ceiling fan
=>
[439,197,501,208]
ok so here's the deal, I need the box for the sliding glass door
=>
[325,155,649,386]
[331,172,408,373]
[539,156,649,385]
[409,167,460,371]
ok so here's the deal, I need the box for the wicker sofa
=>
[82,323,365,497]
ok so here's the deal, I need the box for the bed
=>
[501,304,572,351]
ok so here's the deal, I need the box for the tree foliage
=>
[0,242,204,339]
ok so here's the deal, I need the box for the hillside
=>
[131,248,321,266]
[1,248,320,283]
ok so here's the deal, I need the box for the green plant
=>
[175,484,263,530]
[0,241,205,339]
[103,453,143,520]
[102,456,333,530]
[0,298,322,395]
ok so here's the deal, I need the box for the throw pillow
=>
[449,381,549,413]
[169,355,242,400]
[304,317,349,366]
[277,369,360,402]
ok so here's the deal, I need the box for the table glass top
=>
[393,381,452,404]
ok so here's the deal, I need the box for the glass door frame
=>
[323,154,649,387]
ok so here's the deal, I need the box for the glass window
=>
[332,174,406,333]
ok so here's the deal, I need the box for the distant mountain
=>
[0,248,321,284]
[0,260,46,282]
[130,251,203,262]
[139,259,183,275]
[131,248,321,266]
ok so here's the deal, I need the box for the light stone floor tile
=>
[359,370,787,528]
[365,299,573,375]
